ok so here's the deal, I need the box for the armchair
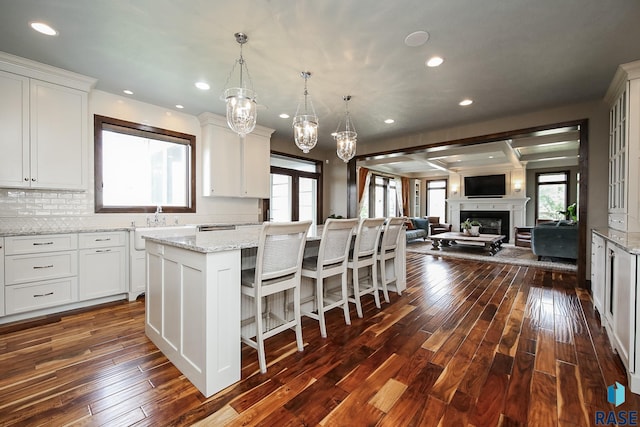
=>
[427,216,452,235]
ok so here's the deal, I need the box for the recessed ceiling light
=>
[123,89,133,95]
[279,113,290,119]
[384,119,395,124]
[404,31,429,47]
[30,22,58,36]
[195,81,210,90]
[459,99,473,106]
[426,56,444,67]
[175,104,184,109]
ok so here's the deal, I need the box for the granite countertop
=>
[144,225,321,254]
[593,228,640,254]
[0,226,133,238]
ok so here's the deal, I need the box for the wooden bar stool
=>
[347,218,385,318]
[240,221,311,374]
[378,217,406,303]
[301,218,359,338]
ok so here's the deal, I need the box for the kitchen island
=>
[144,224,406,397]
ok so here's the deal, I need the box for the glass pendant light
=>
[334,95,357,163]
[293,71,318,153]
[223,32,257,137]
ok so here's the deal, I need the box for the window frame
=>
[94,115,196,214]
[535,170,569,221]
[425,178,448,221]
[268,151,323,224]
[368,174,398,218]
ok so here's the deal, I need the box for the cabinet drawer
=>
[5,277,78,315]
[5,234,77,255]
[5,251,77,285]
[79,231,126,249]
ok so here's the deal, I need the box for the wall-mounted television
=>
[464,174,506,197]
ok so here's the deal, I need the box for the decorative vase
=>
[470,225,480,236]
[463,228,470,235]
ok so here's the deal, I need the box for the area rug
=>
[406,240,577,272]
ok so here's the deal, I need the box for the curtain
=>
[401,176,410,217]
[357,167,371,217]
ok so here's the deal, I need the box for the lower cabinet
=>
[604,242,636,374]
[5,277,78,315]
[591,232,606,315]
[1,231,128,323]
[0,238,4,316]
[78,232,127,301]
[3,233,79,316]
[595,229,640,393]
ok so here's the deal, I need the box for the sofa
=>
[531,221,578,260]
[405,217,430,243]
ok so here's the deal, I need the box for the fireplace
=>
[460,210,510,242]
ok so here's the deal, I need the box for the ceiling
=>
[1,0,639,170]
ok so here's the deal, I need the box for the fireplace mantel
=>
[447,197,530,243]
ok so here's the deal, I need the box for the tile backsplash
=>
[0,188,93,217]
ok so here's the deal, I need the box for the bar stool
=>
[301,218,359,338]
[240,221,311,374]
[347,217,385,318]
[378,217,405,303]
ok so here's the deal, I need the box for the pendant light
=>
[222,32,257,137]
[292,71,318,153]
[334,95,357,162]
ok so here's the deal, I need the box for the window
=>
[536,171,569,220]
[369,175,398,218]
[269,153,322,227]
[426,179,447,221]
[94,115,196,213]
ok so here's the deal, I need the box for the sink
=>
[133,225,197,250]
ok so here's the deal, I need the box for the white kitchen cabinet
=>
[591,232,606,316]
[4,234,79,316]
[242,131,271,198]
[0,238,4,317]
[79,232,127,301]
[199,112,274,198]
[604,241,636,375]
[605,60,640,232]
[0,52,95,190]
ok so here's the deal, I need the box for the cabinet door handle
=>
[96,249,111,253]
[31,178,36,182]
[33,264,54,269]
[24,177,29,181]
[95,238,111,241]
[33,242,54,246]
[33,292,54,298]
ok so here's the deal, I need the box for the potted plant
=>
[462,219,481,236]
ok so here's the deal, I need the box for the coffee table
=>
[430,232,506,256]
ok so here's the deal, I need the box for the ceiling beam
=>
[510,130,580,148]
[520,149,579,162]
[499,140,522,168]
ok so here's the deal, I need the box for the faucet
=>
[154,205,162,226]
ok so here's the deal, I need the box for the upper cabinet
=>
[605,60,640,232]
[199,112,274,198]
[0,52,96,190]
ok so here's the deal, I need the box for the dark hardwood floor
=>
[1,252,638,426]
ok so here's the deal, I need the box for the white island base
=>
[143,227,406,398]
[145,242,241,398]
